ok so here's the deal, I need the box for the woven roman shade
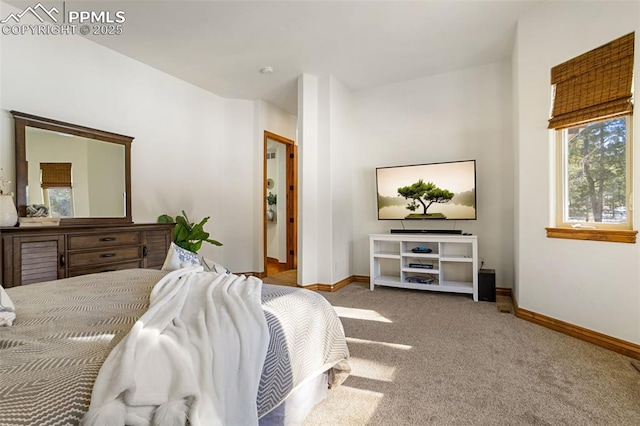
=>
[40,163,72,188]
[548,32,634,130]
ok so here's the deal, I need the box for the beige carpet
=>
[302,283,640,425]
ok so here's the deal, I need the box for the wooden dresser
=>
[0,223,174,288]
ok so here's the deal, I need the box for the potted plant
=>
[157,210,222,253]
[266,192,277,222]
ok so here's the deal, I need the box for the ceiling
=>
[80,0,543,115]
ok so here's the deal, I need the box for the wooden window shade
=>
[40,162,72,188]
[548,32,634,130]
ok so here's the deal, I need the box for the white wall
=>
[0,10,256,273]
[329,76,354,282]
[258,100,297,142]
[350,62,515,289]
[316,76,333,284]
[297,74,320,285]
[514,1,640,344]
[297,74,355,286]
[512,28,521,301]
[86,140,126,217]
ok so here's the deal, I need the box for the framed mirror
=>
[11,111,132,225]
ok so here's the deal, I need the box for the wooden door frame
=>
[263,131,297,273]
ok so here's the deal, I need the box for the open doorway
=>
[263,131,297,277]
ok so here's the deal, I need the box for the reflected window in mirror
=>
[44,188,74,217]
[38,162,74,217]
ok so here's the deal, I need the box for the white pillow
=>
[200,256,231,274]
[0,284,16,327]
[161,243,200,271]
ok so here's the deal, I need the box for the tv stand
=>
[369,233,478,300]
[390,229,463,235]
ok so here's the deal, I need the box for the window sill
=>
[545,227,637,243]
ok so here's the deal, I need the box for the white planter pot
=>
[267,208,276,222]
[0,194,18,227]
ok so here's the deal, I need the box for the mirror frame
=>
[11,111,133,225]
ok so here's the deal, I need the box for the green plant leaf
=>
[204,238,223,246]
[157,214,174,224]
[180,241,196,252]
[190,223,209,239]
[197,216,210,225]
[175,225,190,243]
[175,215,189,227]
[181,210,192,226]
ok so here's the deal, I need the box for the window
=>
[40,162,74,218]
[44,187,74,217]
[556,116,631,229]
[547,33,635,242]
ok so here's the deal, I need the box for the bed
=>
[0,268,350,425]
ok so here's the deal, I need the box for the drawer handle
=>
[143,245,148,258]
[59,254,65,268]
[100,253,116,258]
[100,237,116,242]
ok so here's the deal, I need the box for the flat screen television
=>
[376,160,476,220]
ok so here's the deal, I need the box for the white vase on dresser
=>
[0,194,18,227]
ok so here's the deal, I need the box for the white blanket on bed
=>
[84,266,270,426]
[0,284,16,326]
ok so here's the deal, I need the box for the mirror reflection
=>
[25,127,126,218]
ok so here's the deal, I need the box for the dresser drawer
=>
[67,260,143,277]
[68,246,142,268]
[68,232,141,250]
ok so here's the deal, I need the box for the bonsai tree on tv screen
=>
[397,179,454,219]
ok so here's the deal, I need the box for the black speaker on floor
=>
[478,269,496,302]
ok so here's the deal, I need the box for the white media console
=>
[369,233,478,301]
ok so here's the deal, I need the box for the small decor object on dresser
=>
[0,169,18,227]
[0,194,18,227]
[26,204,50,217]
[0,170,9,191]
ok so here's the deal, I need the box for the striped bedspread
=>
[0,269,350,425]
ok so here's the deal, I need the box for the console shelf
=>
[370,233,478,301]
